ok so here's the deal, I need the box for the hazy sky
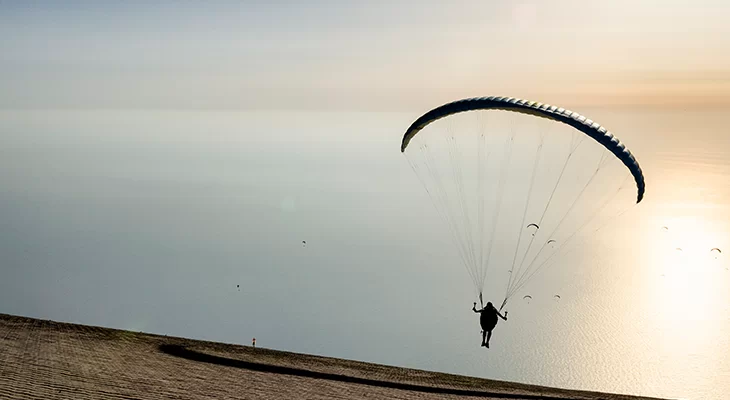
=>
[2,0,729,110]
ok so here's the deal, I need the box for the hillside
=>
[0,313,668,400]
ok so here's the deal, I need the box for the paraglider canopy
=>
[402,97,645,202]
[401,96,645,310]
[711,248,722,260]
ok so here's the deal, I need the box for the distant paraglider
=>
[553,294,561,300]
[523,295,532,300]
[711,248,721,254]
[302,240,307,247]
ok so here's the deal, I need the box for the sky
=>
[2,0,730,111]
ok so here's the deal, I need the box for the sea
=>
[1,107,728,400]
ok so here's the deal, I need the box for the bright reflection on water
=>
[0,108,728,400]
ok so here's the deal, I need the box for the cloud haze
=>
[2,1,728,110]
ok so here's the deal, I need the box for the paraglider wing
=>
[401,96,645,203]
[401,95,646,310]
[711,248,722,253]
[523,295,532,300]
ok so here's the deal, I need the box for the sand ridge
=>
[0,313,669,400]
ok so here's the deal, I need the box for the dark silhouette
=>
[472,301,507,348]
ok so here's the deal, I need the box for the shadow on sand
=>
[158,344,578,399]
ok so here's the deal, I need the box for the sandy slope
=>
[0,313,668,400]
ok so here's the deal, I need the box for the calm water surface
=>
[1,108,728,399]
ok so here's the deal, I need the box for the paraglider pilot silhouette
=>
[473,301,507,348]
[400,96,646,349]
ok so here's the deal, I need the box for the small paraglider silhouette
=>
[661,226,669,232]
[237,284,240,291]
[526,223,539,236]
[302,240,307,247]
[523,295,532,303]
[711,248,722,260]
[553,294,561,300]
[676,247,683,252]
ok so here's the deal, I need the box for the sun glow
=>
[643,218,728,357]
